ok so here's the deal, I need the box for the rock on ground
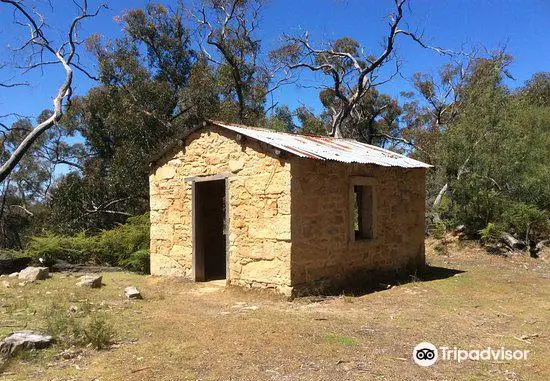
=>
[76,274,102,288]
[0,331,53,358]
[124,286,142,299]
[18,267,49,282]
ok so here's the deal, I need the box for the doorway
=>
[192,178,227,281]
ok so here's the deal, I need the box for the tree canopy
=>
[0,0,548,253]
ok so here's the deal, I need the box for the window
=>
[350,178,376,241]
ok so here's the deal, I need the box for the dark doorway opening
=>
[193,179,227,281]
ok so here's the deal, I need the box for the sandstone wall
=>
[150,126,292,294]
[290,159,426,294]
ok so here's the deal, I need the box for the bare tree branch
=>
[276,0,456,137]
[83,197,135,217]
[0,81,29,88]
[9,204,34,216]
[0,0,106,183]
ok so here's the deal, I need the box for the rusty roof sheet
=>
[210,120,432,168]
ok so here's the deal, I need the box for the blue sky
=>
[1,0,549,124]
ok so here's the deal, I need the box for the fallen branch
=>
[512,336,531,345]
[130,366,152,374]
[501,233,526,252]
[530,239,549,258]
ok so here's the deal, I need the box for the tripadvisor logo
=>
[413,342,530,366]
[413,342,438,366]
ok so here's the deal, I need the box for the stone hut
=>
[149,120,431,296]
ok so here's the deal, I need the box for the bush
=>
[23,213,150,273]
[120,249,150,274]
[45,304,77,347]
[94,213,150,266]
[83,316,116,350]
[428,221,447,239]
[479,223,504,245]
[502,202,549,241]
[45,304,115,350]
[24,232,94,266]
[97,213,150,272]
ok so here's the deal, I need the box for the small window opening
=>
[353,184,374,240]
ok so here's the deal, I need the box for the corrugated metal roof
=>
[209,120,432,169]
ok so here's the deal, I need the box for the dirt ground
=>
[1,239,549,381]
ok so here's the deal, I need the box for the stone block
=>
[169,245,190,260]
[150,254,186,276]
[150,224,173,240]
[150,197,171,211]
[240,260,280,283]
[229,160,245,173]
[76,274,102,288]
[124,286,142,299]
[0,331,53,357]
[156,166,176,180]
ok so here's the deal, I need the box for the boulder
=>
[18,267,49,282]
[0,331,53,358]
[76,274,102,288]
[2,280,9,288]
[0,254,32,275]
[124,286,142,299]
[8,272,19,278]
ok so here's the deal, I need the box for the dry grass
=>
[1,239,549,381]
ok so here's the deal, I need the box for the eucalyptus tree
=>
[191,0,289,124]
[49,3,197,232]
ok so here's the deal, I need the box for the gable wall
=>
[149,126,293,294]
[290,158,426,294]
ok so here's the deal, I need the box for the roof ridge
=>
[207,119,340,139]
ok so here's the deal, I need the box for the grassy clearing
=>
[1,239,549,380]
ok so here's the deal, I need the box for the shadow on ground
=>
[418,265,465,281]
[298,265,466,299]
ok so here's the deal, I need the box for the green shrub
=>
[45,304,115,350]
[45,304,84,348]
[502,202,549,241]
[22,213,150,273]
[479,223,504,245]
[120,249,150,274]
[25,232,94,266]
[428,221,447,239]
[95,213,150,266]
[83,316,115,350]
